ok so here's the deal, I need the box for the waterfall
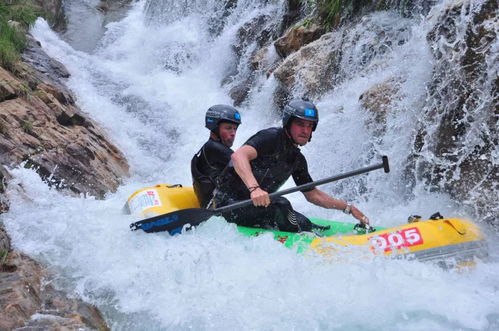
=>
[2,0,498,329]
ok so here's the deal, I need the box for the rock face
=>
[273,32,342,98]
[272,13,412,100]
[0,248,109,330]
[0,166,11,213]
[359,78,402,135]
[31,0,66,31]
[0,17,129,330]
[0,36,129,199]
[411,0,498,224]
[27,0,133,32]
[274,23,324,59]
[225,12,282,106]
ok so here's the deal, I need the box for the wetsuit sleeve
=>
[244,128,280,156]
[292,153,315,192]
[192,140,233,208]
[202,140,233,171]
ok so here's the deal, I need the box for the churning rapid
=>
[2,0,499,330]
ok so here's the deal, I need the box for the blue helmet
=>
[205,104,241,132]
[282,99,319,131]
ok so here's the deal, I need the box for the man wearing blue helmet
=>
[191,105,241,208]
[213,99,369,232]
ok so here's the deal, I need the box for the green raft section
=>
[236,218,386,253]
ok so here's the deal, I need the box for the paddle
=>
[130,155,390,234]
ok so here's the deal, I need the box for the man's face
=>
[218,122,238,147]
[289,118,314,146]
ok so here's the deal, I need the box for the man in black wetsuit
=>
[191,104,241,208]
[213,99,370,232]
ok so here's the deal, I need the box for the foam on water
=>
[5,168,499,330]
[2,0,498,329]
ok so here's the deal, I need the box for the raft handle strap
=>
[354,223,376,234]
[430,212,444,220]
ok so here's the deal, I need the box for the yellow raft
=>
[126,184,488,265]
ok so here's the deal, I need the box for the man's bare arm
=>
[231,145,270,206]
[303,188,370,225]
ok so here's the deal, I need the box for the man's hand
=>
[351,205,370,225]
[250,187,270,207]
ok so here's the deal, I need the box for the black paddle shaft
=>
[215,155,390,213]
[130,156,389,233]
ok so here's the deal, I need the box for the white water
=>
[3,0,499,330]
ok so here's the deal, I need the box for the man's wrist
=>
[343,203,352,214]
[248,185,260,193]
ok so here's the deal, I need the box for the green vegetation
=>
[317,0,343,26]
[0,249,7,265]
[295,17,314,29]
[300,0,399,31]
[21,119,33,133]
[0,1,43,69]
[317,0,375,30]
[298,0,357,31]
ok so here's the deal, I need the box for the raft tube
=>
[126,184,488,265]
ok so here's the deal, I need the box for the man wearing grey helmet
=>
[213,99,369,232]
[191,104,241,208]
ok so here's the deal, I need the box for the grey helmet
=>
[205,104,241,132]
[282,99,319,131]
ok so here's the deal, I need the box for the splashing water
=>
[2,0,499,329]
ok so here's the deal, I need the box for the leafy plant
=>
[0,249,7,265]
[314,0,385,30]
[0,0,42,69]
[0,21,24,68]
[1,1,39,24]
[21,119,33,133]
[295,17,314,29]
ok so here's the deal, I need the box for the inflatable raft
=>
[126,184,488,265]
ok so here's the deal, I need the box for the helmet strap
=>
[284,117,293,133]
[210,129,220,140]
[284,123,299,146]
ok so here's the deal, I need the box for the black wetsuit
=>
[191,138,233,208]
[214,127,317,232]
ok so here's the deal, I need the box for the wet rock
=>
[100,0,135,26]
[0,223,10,252]
[250,46,269,71]
[207,0,238,36]
[224,13,281,105]
[31,0,66,31]
[411,0,498,224]
[272,13,412,98]
[20,35,71,89]
[359,78,402,126]
[0,251,109,330]
[1,47,129,198]
[281,0,303,31]
[229,80,252,106]
[274,23,324,58]
[0,11,128,327]
[0,166,11,214]
[0,46,117,330]
[0,80,129,198]
[273,32,342,97]
[0,66,22,102]
[233,14,274,58]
